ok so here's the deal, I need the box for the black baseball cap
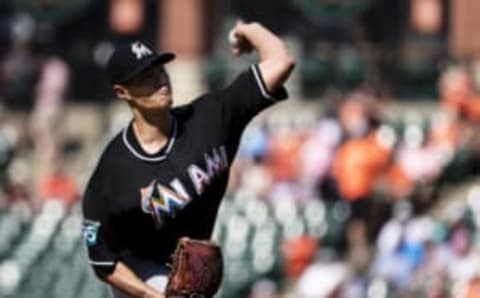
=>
[106,41,175,85]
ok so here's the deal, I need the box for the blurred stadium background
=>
[2,0,480,297]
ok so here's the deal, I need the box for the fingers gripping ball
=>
[228,28,252,55]
[228,29,240,47]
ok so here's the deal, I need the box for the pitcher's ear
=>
[113,84,132,101]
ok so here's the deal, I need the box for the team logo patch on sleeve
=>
[82,220,101,247]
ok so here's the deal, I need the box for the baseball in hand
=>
[228,29,240,47]
[228,26,252,55]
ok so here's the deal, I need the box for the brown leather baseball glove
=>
[165,237,223,298]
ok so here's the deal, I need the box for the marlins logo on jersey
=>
[140,179,190,223]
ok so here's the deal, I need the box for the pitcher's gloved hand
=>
[165,237,223,298]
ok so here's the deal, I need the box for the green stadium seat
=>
[336,47,366,89]
[204,58,228,91]
[301,54,332,97]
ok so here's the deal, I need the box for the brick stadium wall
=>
[450,0,480,59]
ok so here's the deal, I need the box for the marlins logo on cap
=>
[106,41,175,84]
[131,41,153,60]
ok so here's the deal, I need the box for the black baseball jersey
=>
[82,65,287,276]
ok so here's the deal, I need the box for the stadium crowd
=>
[215,64,480,297]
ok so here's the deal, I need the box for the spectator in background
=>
[333,129,392,243]
[0,12,71,202]
[439,65,480,123]
[3,156,33,218]
[3,178,30,211]
[295,255,350,298]
[438,65,480,176]
[445,223,478,284]
[281,235,318,280]
[385,123,446,209]
[238,124,270,163]
[337,91,381,140]
[298,118,341,190]
[333,92,393,244]
[467,276,480,298]
[333,131,391,203]
[371,203,428,291]
[429,110,465,154]
[385,161,416,201]
[266,124,304,182]
[0,13,39,110]
[249,279,280,298]
[30,54,70,185]
[38,162,79,206]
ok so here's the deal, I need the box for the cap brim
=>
[118,52,175,84]
[154,52,176,65]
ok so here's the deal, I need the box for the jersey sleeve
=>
[82,164,119,276]
[214,64,288,155]
[220,64,287,124]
